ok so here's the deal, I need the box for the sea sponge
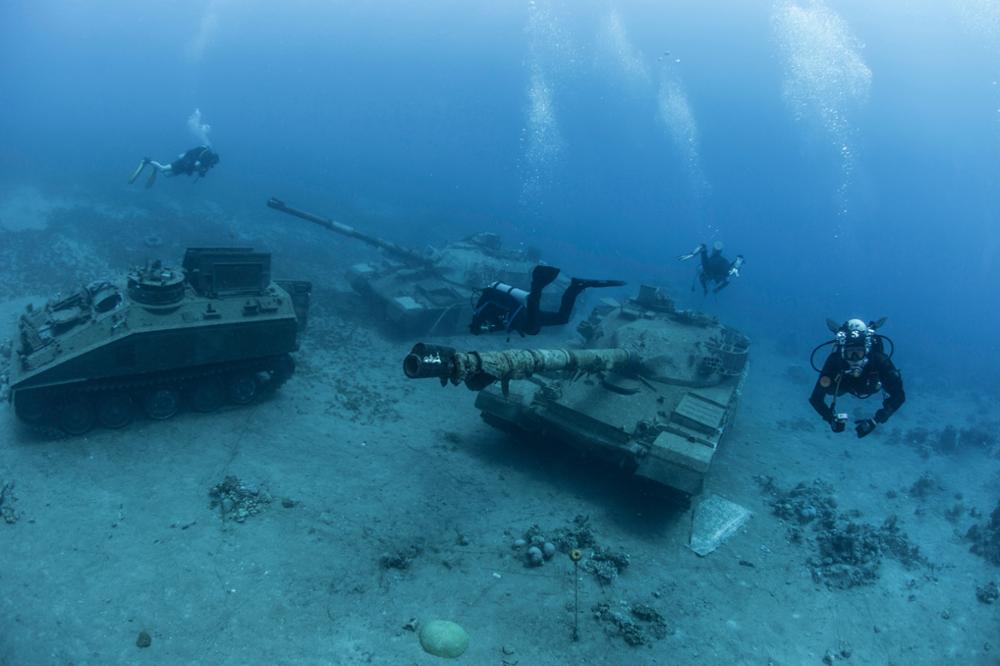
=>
[418,619,469,658]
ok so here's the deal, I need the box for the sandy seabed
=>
[0,190,997,666]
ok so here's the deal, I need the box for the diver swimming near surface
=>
[470,265,625,337]
[679,241,744,294]
[128,145,220,188]
[808,317,905,438]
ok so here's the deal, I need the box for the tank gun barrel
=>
[403,342,634,393]
[266,198,434,268]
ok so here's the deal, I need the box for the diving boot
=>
[678,243,705,261]
[128,159,148,185]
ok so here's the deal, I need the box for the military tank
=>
[6,247,311,435]
[403,285,750,495]
[267,198,562,337]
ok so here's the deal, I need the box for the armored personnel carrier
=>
[267,198,561,337]
[404,285,750,495]
[6,248,311,435]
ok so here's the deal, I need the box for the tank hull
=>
[469,288,750,495]
[7,248,309,434]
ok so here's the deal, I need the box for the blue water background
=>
[1,0,998,387]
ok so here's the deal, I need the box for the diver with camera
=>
[808,317,905,439]
[678,240,745,295]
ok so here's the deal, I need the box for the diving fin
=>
[869,316,888,330]
[530,265,561,290]
[678,243,705,261]
[145,167,158,189]
[128,159,148,185]
[826,318,841,333]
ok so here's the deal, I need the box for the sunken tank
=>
[6,248,311,435]
[403,285,750,495]
[267,198,562,337]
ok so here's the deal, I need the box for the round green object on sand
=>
[418,619,469,658]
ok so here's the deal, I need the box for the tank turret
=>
[7,247,311,435]
[404,285,750,495]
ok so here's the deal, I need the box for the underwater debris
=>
[379,544,423,571]
[551,514,598,552]
[945,501,965,523]
[908,472,941,500]
[976,581,999,604]
[592,600,668,646]
[809,513,926,589]
[208,476,272,523]
[756,476,837,529]
[887,424,999,458]
[1,480,19,524]
[759,477,927,589]
[965,501,1000,566]
[509,515,627,584]
[330,376,401,424]
[584,547,631,586]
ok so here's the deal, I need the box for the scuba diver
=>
[128,145,220,188]
[679,241,744,295]
[470,265,624,337]
[808,318,905,439]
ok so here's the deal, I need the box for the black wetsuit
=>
[808,350,905,425]
[171,146,219,177]
[699,249,735,294]
[470,266,619,336]
[470,277,587,336]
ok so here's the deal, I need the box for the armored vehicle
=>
[404,285,750,495]
[7,248,311,435]
[267,198,562,337]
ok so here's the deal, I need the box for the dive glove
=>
[855,418,877,438]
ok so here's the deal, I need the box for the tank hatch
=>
[182,247,271,297]
[127,261,186,307]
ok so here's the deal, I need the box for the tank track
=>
[12,353,294,436]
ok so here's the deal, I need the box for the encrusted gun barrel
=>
[404,342,634,391]
[267,197,434,268]
[266,197,564,336]
[403,285,750,496]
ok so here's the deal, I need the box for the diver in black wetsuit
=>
[808,318,905,438]
[469,265,625,336]
[128,145,220,188]
[679,241,744,294]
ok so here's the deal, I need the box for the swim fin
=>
[128,159,148,185]
[678,244,705,261]
[145,167,157,189]
[570,277,626,290]
[531,265,561,290]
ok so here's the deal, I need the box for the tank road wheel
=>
[268,355,295,389]
[57,396,96,436]
[144,388,180,420]
[14,392,48,424]
[227,373,259,405]
[190,378,225,413]
[96,393,133,429]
